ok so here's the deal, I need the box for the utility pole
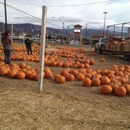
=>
[4,0,7,31]
[86,24,87,39]
[103,12,108,37]
[11,24,13,43]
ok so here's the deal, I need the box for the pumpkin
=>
[76,73,85,81]
[56,75,65,84]
[70,70,78,77]
[83,78,91,87]
[91,78,101,86]
[28,73,36,80]
[45,71,53,78]
[19,62,26,68]
[121,83,130,94]
[0,69,8,76]
[66,74,75,81]
[100,58,105,62]
[101,76,110,85]
[34,74,39,81]
[100,85,113,95]
[16,71,26,79]
[54,74,61,81]
[7,70,17,78]
[89,58,95,65]
[44,68,51,73]
[109,82,119,92]
[115,87,126,97]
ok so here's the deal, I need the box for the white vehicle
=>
[56,39,61,43]
[95,38,108,53]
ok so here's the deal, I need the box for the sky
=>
[0,0,130,31]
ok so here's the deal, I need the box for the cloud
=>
[13,16,41,24]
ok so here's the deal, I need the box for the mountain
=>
[0,22,126,38]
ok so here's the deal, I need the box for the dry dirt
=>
[0,44,130,130]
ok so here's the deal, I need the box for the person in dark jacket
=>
[25,38,33,55]
[1,30,13,65]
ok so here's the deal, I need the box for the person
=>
[1,30,13,65]
[25,38,33,55]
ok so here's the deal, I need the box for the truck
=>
[94,37,130,61]
[94,21,130,61]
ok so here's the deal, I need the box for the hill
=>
[0,22,124,38]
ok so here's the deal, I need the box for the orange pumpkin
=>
[0,69,8,76]
[115,87,126,97]
[16,71,26,79]
[7,70,17,78]
[76,73,85,81]
[83,78,91,87]
[66,74,75,81]
[45,71,53,78]
[19,62,26,68]
[121,83,130,94]
[100,85,113,95]
[56,75,65,84]
[91,78,101,86]
[100,58,105,62]
[101,76,110,85]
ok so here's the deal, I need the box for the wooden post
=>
[11,24,13,43]
[4,0,7,31]
[38,6,47,91]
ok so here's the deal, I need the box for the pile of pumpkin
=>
[54,65,130,97]
[0,61,130,97]
[0,62,45,81]
[55,46,87,53]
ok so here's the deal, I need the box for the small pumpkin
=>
[91,78,101,86]
[83,78,91,87]
[76,73,85,81]
[56,75,65,84]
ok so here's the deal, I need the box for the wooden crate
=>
[123,42,130,52]
[105,43,112,51]
[111,44,118,51]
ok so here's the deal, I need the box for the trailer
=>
[95,21,130,61]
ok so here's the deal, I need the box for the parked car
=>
[56,39,61,43]
[95,38,108,53]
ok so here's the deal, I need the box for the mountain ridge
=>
[0,22,123,38]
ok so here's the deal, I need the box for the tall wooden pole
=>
[86,24,87,39]
[11,24,13,43]
[103,12,108,37]
[38,6,47,91]
[4,0,7,31]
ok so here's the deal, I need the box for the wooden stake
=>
[38,6,47,91]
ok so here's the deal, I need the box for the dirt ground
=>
[0,44,130,130]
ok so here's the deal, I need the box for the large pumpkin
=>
[115,87,126,97]
[100,85,113,95]
[16,71,26,79]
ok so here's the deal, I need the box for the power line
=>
[39,0,70,17]
[52,0,113,7]
[14,0,70,19]
[14,0,113,7]
[0,2,62,28]
[14,0,41,6]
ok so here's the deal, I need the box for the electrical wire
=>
[53,0,113,7]
[40,0,70,17]
[0,2,62,28]
[14,0,70,21]
[14,0,113,7]
[14,0,41,6]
